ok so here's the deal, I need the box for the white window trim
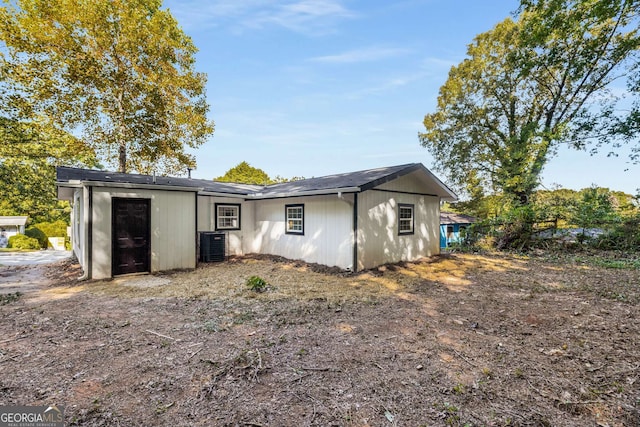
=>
[398,203,414,235]
[285,204,304,235]
[215,203,241,231]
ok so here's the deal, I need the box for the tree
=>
[215,162,273,185]
[0,0,214,175]
[420,0,640,205]
[571,187,617,239]
[215,162,305,185]
[0,118,95,222]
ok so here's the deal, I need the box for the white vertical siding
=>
[252,194,354,269]
[357,189,440,271]
[197,196,254,255]
[91,187,197,279]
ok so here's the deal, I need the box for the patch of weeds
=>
[434,402,461,426]
[246,276,269,292]
[202,319,221,333]
[452,383,466,395]
[513,368,524,379]
[232,311,254,325]
[481,367,493,379]
[0,292,22,305]
[593,258,640,270]
[611,381,624,393]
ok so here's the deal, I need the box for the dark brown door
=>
[112,198,150,276]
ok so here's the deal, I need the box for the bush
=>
[8,234,41,250]
[35,220,68,239]
[246,276,269,292]
[25,221,69,249]
[594,215,640,251]
[24,227,48,249]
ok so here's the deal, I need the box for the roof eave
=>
[249,187,361,199]
[59,180,202,193]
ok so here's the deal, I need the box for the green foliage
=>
[456,185,638,252]
[420,1,640,204]
[216,162,272,185]
[24,220,68,249]
[215,162,305,185]
[24,226,47,248]
[0,119,94,222]
[594,215,640,251]
[570,187,617,241]
[0,292,22,305]
[0,0,214,175]
[521,0,640,163]
[34,220,68,239]
[8,233,40,249]
[246,276,269,292]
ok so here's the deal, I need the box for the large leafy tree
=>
[0,0,214,175]
[215,162,305,185]
[0,118,96,222]
[215,162,273,185]
[420,0,640,205]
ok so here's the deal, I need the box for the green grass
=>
[543,250,640,270]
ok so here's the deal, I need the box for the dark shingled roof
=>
[56,166,262,195]
[57,163,457,200]
[259,163,422,195]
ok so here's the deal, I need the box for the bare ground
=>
[0,252,638,426]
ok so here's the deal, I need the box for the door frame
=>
[111,197,151,277]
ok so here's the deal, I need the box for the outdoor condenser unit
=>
[200,232,225,262]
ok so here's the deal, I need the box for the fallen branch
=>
[452,348,477,367]
[187,347,203,360]
[145,330,175,341]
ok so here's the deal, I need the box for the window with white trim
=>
[285,204,304,235]
[398,204,414,235]
[216,204,241,230]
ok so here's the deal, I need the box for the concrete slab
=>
[0,250,73,267]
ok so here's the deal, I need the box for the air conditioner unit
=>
[200,232,225,262]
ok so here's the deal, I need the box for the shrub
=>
[594,215,640,251]
[8,234,41,250]
[246,276,269,292]
[25,221,69,249]
[25,227,48,249]
[35,220,68,239]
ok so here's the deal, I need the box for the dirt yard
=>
[0,252,638,426]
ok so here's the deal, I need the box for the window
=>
[215,204,241,230]
[285,204,304,235]
[446,225,454,238]
[398,204,414,235]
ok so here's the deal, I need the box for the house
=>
[0,216,29,238]
[440,211,476,248]
[56,163,457,279]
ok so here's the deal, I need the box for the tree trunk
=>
[118,141,127,173]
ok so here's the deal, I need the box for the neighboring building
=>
[440,212,476,248]
[0,216,29,238]
[56,163,457,279]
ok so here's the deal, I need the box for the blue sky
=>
[164,0,639,195]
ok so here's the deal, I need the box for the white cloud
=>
[164,0,355,35]
[310,46,412,64]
